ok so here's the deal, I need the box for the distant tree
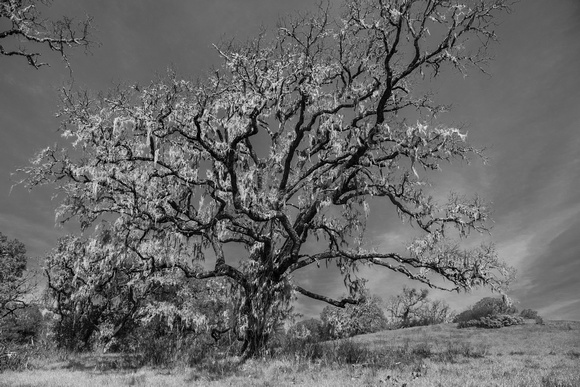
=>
[0,0,92,68]
[386,287,429,327]
[386,286,454,328]
[22,0,515,358]
[519,308,543,324]
[0,232,34,320]
[321,294,387,339]
[287,318,323,342]
[421,299,456,325]
[519,309,539,320]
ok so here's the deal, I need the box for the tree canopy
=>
[22,0,515,357]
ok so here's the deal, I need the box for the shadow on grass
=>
[63,353,143,372]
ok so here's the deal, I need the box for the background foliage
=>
[385,286,455,328]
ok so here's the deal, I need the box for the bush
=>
[520,308,539,319]
[386,287,455,328]
[454,296,517,324]
[0,304,43,345]
[0,341,40,372]
[458,314,524,329]
[320,294,387,339]
[287,318,323,343]
[119,318,240,367]
[520,308,544,324]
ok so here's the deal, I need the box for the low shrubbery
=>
[457,314,525,329]
[0,304,43,345]
[454,297,517,324]
[455,296,526,329]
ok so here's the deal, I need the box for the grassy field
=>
[1,321,579,387]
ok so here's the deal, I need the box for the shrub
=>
[520,308,544,324]
[121,318,240,367]
[454,296,517,324]
[457,314,524,329]
[0,304,43,345]
[320,294,387,339]
[287,318,323,343]
[386,287,455,328]
[0,341,39,372]
[520,308,538,319]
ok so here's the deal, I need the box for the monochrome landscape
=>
[1,0,579,386]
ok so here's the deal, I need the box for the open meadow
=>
[1,321,579,387]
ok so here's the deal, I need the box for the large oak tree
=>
[22,0,515,358]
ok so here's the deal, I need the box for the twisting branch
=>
[0,0,93,68]
[294,285,359,308]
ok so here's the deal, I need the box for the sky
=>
[1,0,579,321]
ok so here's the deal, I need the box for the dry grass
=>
[1,321,579,387]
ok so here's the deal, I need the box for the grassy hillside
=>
[1,321,579,387]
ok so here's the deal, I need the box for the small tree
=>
[22,0,515,358]
[321,294,387,339]
[386,286,454,328]
[0,0,92,68]
[386,287,429,327]
[0,232,34,320]
[421,299,455,325]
